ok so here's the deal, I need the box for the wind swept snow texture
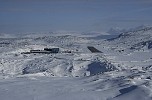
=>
[0,27,152,100]
[87,61,116,76]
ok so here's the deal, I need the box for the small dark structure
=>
[30,50,41,52]
[87,46,102,53]
[44,48,59,53]
[21,52,31,54]
[21,48,60,54]
[30,50,51,54]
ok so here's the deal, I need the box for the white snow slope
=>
[0,26,152,100]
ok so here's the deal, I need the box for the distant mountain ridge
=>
[108,25,152,40]
[106,25,152,51]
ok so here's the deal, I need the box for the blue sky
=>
[0,0,152,33]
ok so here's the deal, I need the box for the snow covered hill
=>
[0,27,152,100]
[0,32,116,77]
[108,26,152,50]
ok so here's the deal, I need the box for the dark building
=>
[44,48,59,53]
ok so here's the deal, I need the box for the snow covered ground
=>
[0,26,152,100]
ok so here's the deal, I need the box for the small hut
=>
[44,48,59,53]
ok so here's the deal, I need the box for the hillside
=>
[0,27,152,100]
